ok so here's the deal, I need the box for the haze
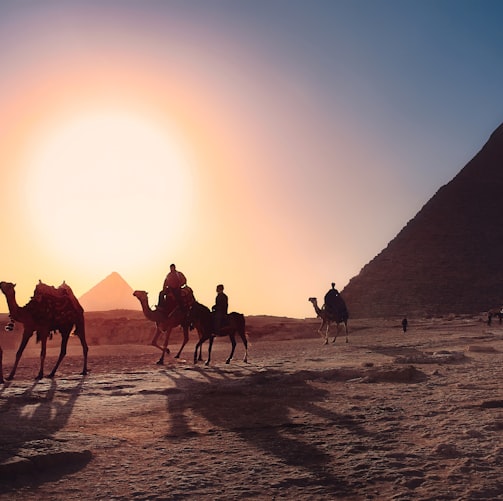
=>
[1,1,503,318]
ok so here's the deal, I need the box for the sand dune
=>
[1,315,502,499]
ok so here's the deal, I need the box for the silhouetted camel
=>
[487,307,503,325]
[188,302,248,365]
[308,296,349,344]
[0,281,88,380]
[133,288,194,364]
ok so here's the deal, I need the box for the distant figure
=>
[159,263,187,311]
[402,317,408,333]
[324,282,340,316]
[488,312,492,326]
[212,284,228,334]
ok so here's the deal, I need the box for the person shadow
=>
[161,367,378,496]
[0,378,89,490]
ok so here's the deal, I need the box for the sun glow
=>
[22,108,195,273]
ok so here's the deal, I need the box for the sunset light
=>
[21,108,194,274]
[0,1,502,316]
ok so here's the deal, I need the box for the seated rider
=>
[212,284,228,334]
[158,263,187,312]
[324,282,339,316]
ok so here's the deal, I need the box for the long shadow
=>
[0,378,88,490]
[160,368,379,495]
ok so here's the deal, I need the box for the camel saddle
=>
[159,285,195,312]
[31,280,84,316]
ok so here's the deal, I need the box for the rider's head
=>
[170,263,176,271]
[331,282,336,289]
[216,284,224,292]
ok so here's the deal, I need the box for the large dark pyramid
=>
[342,123,503,317]
[79,272,141,311]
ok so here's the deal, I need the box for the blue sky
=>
[1,1,503,316]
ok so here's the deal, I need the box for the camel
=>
[133,287,195,364]
[188,301,248,365]
[487,307,503,325]
[308,296,349,344]
[0,281,88,380]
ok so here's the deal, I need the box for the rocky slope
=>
[342,123,503,317]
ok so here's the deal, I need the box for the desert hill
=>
[78,272,140,312]
[342,123,503,318]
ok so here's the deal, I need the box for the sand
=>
[0,316,502,500]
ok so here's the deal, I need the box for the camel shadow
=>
[161,367,378,496]
[0,378,89,491]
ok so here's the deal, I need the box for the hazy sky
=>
[1,0,503,318]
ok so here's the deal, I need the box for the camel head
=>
[0,282,16,295]
[133,290,156,315]
[308,297,323,317]
[133,290,148,301]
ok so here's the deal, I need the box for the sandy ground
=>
[0,317,503,500]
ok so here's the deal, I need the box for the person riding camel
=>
[324,282,340,317]
[212,284,228,335]
[158,264,187,312]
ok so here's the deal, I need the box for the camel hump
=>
[325,294,349,319]
[33,281,84,313]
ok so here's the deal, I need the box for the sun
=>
[22,107,194,273]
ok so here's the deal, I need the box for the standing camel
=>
[133,288,194,364]
[308,296,349,344]
[0,281,88,380]
[487,307,503,325]
[189,301,248,366]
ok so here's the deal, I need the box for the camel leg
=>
[319,321,329,344]
[331,323,338,344]
[194,334,209,364]
[0,346,3,384]
[193,334,204,362]
[79,334,89,375]
[239,332,248,363]
[225,335,237,364]
[195,333,204,362]
[74,322,89,375]
[157,328,172,365]
[194,339,203,364]
[344,321,349,343]
[205,336,215,366]
[151,327,170,355]
[7,331,33,380]
[48,333,69,378]
[37,335,48,380]
[174,326,189,359]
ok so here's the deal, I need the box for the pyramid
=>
[341,123,503,317]
[79,272,141,311]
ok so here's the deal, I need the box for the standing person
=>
[402,317,408,333]
[324,282,339,316]
[159,263,187,311]
[212,284,228,334]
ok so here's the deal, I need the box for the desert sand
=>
[0,315,502,500]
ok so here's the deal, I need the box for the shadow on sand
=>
[0,378,90,491]
[157,366,382,496]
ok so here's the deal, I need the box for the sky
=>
[1,0,503,318]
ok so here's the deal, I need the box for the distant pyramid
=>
[342,123,503,317]
[79,272,141,311]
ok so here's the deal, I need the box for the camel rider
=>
[324,282,339,316]
[212,284,228,335]
[158,264,187,312]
